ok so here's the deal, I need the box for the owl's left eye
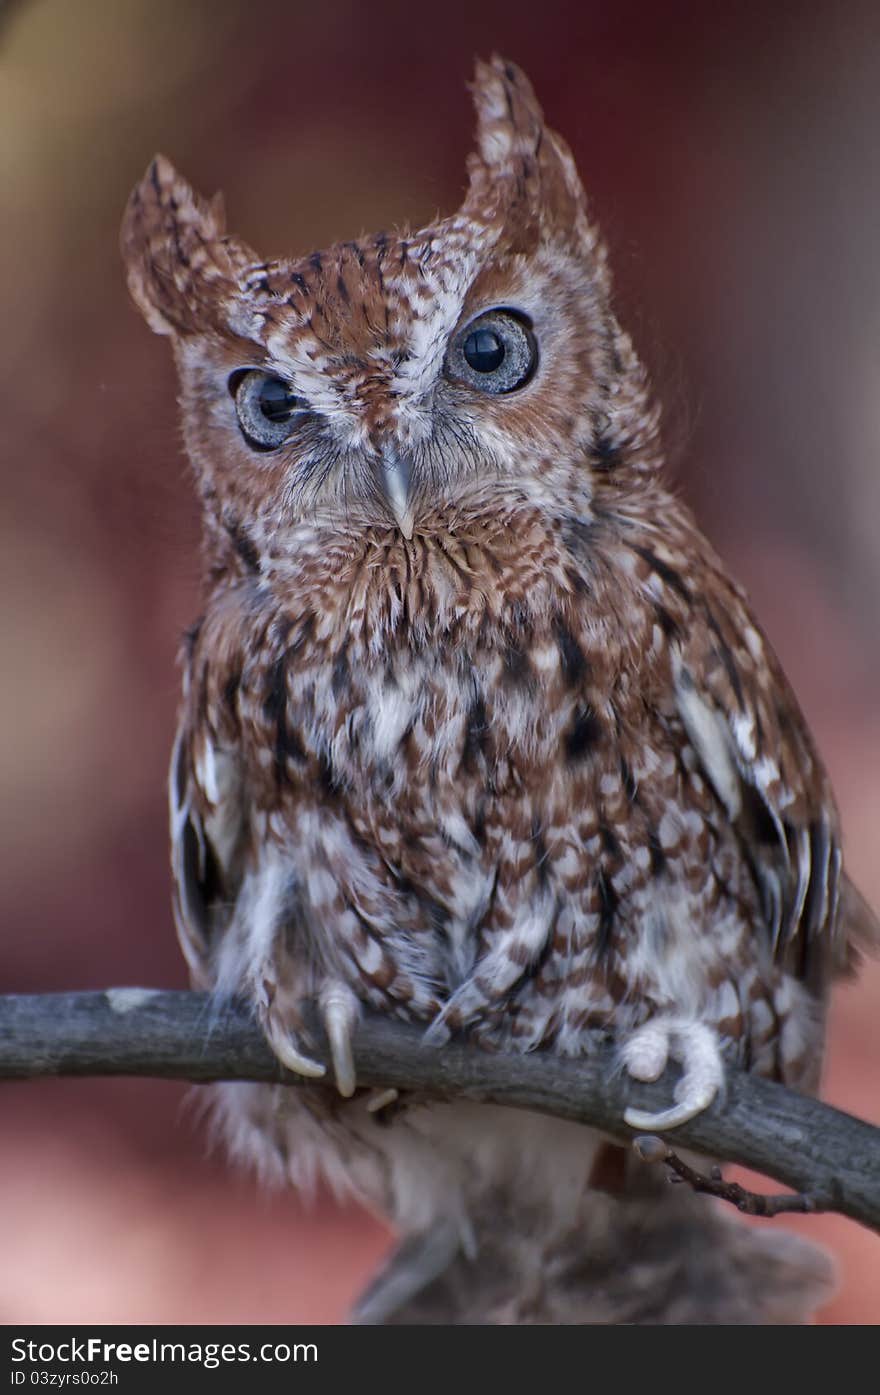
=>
[445,309,537,395]
[229,370,309,452]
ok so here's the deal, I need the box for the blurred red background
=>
[1,0,877,1323]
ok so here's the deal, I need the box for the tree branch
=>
[2,989,878,1234]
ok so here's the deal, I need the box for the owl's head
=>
[122,57,660,564]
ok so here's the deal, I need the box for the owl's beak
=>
[378,447,415,540]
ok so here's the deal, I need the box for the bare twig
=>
[632,1134,838,1218]
[1,989,878,1234]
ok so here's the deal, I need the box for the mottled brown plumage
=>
[122,56,874,1323]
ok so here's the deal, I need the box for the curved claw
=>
[624,1098,713,1131]
[321,981,359,1098]
[263,1013,326,1080]
[365,1087,399,1114]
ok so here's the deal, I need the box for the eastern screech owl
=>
[122,58,874,1324]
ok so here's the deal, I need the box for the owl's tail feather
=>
[351,1219,464,1325]
[356,1149,835,1325]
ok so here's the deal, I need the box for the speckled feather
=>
[123,57,874,1323]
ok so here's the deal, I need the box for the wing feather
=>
[672,636,839,969]
[169,719,245,988]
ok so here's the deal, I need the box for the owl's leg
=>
[621,1017,724,1130]
[351,1220,464,1325]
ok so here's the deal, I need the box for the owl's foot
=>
[621,1017,724,1131]
[259,977,360,1096]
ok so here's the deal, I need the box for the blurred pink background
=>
[1,0,877,1323]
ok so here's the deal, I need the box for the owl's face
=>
[122,58,658,564]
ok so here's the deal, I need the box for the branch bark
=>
[2,989,878,1234]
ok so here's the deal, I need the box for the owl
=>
[121,57,875,1323]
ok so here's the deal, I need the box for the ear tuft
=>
[470,55,545,172]
[120,155,252,337]
[463,56,596,257]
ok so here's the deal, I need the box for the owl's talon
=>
[365,1087,399,1114]
[622,1018,724,1131]
[262,1011,326,1080]
[320,981,359,1098]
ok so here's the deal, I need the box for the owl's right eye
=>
[229,370,309,452]
[444,308,538,395]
